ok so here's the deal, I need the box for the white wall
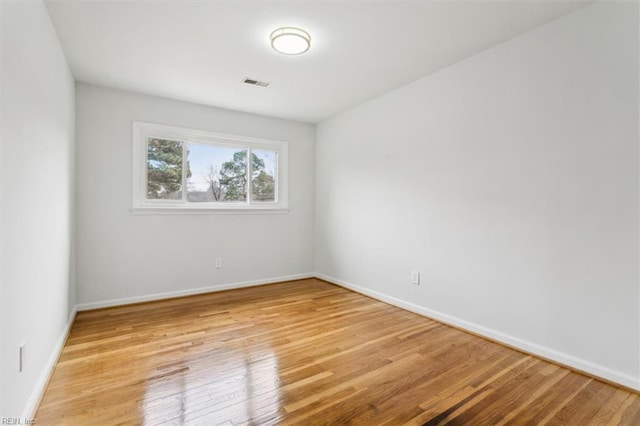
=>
[1,1,76,417]
[75,84,315,307]
[316,2,640,389]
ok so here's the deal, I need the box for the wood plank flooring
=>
[36,279,640,425]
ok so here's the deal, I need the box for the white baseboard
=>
[315,273,640,392]
[21,307,77,419]
[75,273,315,311]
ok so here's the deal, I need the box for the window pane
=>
[147,138,183,200]
[187,143,247,202]
[251,148,277,202]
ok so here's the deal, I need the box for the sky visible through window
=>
[187,143,276,192]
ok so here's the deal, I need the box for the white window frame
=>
[132,121,288,214]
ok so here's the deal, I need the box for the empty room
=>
[2,0,639,424]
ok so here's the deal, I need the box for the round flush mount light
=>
[270,27,311,55]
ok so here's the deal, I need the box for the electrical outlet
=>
[215,257,223,269]
[411,271,420,285]
[19,342,26,372]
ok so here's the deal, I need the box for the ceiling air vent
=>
[243,78,269,87]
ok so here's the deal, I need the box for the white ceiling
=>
[45,0,583,123]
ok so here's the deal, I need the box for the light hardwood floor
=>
[36,279,639,425]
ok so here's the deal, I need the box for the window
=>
[132,122,288,213]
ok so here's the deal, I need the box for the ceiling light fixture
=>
[270,27,311,55]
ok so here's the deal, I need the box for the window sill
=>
[131,206,289,215]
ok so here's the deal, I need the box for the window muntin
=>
[133,122,288,212]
